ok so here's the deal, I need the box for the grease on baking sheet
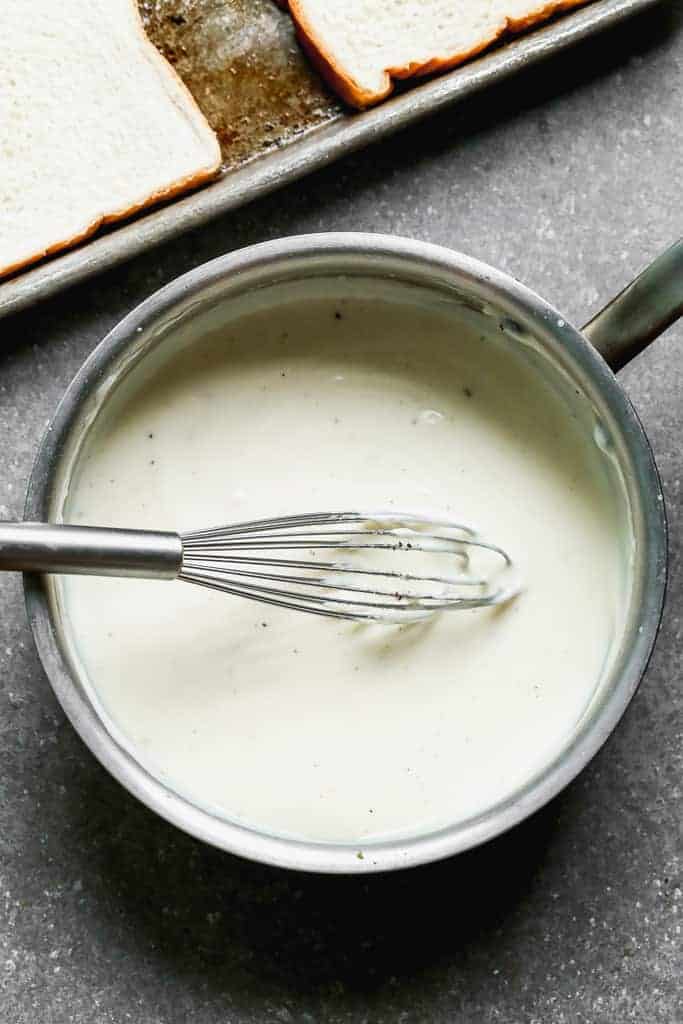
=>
[139,0,341,168]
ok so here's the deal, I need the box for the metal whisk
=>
[0,513,517,623]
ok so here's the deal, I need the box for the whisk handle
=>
[0,523,182,579]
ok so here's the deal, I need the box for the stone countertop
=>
[0,4,681,1022]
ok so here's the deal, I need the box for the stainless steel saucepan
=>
[22,234,681,873]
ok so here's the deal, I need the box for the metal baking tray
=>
[0,0,658,320]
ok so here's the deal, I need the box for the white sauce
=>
[60,279,629,843]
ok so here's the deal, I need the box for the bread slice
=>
[280,0,588,108]
[0,0,221,279]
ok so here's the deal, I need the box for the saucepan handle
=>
[582,238,682,372]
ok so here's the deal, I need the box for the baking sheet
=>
[0,0,658,319]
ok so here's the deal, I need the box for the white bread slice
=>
[0,0,221,279]
[281,0,588,108]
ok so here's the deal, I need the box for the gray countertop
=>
[1,4,681,1022]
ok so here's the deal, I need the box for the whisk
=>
[0,512,517,623]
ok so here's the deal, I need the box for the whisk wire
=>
[178,511,516,623]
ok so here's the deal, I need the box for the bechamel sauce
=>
[60,278,629,843]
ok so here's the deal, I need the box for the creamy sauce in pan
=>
[60,279,629,843]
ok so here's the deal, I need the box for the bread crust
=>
[1,1,220,281]
[285,0,590,109]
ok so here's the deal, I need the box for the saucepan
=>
[22,233,681,872]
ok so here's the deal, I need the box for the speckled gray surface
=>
[1,4,682,1022]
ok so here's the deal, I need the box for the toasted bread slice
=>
[0,0,221,279]
[280,0,588,108]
